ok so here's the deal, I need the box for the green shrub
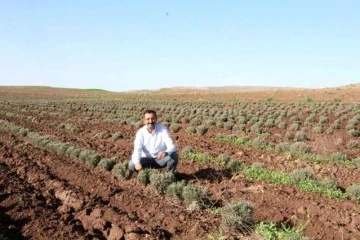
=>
[290,142,311,153]
[196,125,208,135]
[353,157,360,168]
[216,154,231,166]
[275,142,291,153]
[182,185,211,208]
[346,184,360,203]
[294,131,308,142]
[166,181,186,200]
[149,172,174,194]
[170,124,181,133]
[289,169,314,183]
[313,125,324,134]
[79,149,92,163]
[221,201,253,232]
[70,148,81,160]
[185,126,196,135]
[285,131,295,140]
[277,121,287,129]
[251,162,265,169]
[98,158,116,171]
[226,159,244,172]
[317,178,338,190]
[328,152,348,163]
[250,123,263,134]
[54,142,72,156]
[223,122,235,130]
[85,152,101,166]
[112,132,124,140]
[252,136,268,149]
[112,162,131,180]
[289,123,300,131]
[346,140,359,149]
[347,129,360,137]
[94,131,111,139]
[137,168,156,185]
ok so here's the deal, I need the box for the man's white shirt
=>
[131,124,176,164]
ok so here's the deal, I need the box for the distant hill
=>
[0,84,359,102]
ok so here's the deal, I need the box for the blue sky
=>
[0,1,359,92]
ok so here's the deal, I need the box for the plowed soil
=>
[1,86,360,240]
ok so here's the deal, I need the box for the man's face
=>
[144,113,157,131]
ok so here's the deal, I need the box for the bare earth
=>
[0,85,360,240]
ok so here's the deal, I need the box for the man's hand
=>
[135,163,142,170]
[157,151,167,160]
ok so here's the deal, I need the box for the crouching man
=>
[128,109,178,177]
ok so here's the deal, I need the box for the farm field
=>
[0,85,360,240]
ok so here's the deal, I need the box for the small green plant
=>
[353,157,360,168]
[328,152,349,163]
[255,221,313,240]
[185,126,196,135]
[196,124,208,135]
[221,201,253,232]
[94,130,111,139]
[216,154,231,166]
[226,159,244,172]
[289,169,314,183]
[275,142,291,153]
[137,168,156,185]
[317,178,338,190]
[98,158,116,171]
[112,132,124,140]
[290,142,311,153]
[170,124,181,133]
[85,152,101,166]
[112,162,131,179]
[166,181,186,199]
[346,184,360,203]
[182,185,211,208]
[149,172,174,195]
[346,140,359,149]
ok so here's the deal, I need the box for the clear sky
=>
[0,1,359,92]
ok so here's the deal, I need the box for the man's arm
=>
[131,131,143,169]
[162,127,176,155]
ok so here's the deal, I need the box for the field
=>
[0,85,360,240]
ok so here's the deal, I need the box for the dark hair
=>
[144,109,157,118]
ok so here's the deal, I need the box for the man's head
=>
[144,109,157,132]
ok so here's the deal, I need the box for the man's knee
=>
[170,152,179,162]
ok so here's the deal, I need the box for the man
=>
[128,109,179,176]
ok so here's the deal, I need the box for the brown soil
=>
[1,85,360,240]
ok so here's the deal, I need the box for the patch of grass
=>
[244,166,290,184]
[182,151,215,164]
[213,135,252,147]
[328,152,350,164]
[255,221,313,240]
[244,166,347,199]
